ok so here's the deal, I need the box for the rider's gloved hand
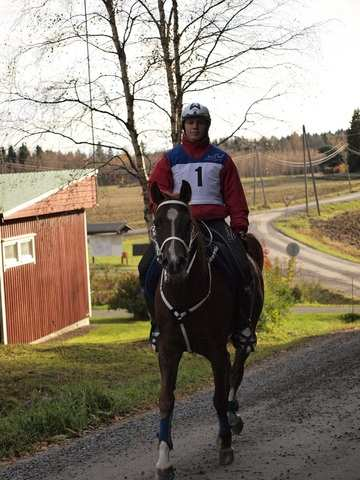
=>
[237,230,247,240]
[237,230,248,251]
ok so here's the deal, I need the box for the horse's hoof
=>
[219,447,234,466]
[155,466,175,480]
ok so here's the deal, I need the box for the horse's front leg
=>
[209,348,234,466]
[156,347,182,480]
[228,349,249,435]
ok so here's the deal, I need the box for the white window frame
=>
[2,234,36,270]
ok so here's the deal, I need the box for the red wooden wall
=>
[1,211,90,343]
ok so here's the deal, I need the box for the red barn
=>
[0,169,97,344]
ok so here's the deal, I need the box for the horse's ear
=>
[151,182,165,206]
[180,180,192,204]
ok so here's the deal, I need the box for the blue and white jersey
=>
[167,145,228,205]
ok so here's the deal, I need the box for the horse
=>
[150,180,264,480]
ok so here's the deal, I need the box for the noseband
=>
[151,200,198,265]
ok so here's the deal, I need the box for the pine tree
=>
[0,147,5,173]
[107,147,114,161]
[18,143,30,164]
[7,145,17,162]
[347,109,360,172]
[95,142,105,164]
[35,145,43,158]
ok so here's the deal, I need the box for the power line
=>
[264,143,348,168]
[83,0,96,164]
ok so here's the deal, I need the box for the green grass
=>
[0,312,359,460]
[275,200,360,263]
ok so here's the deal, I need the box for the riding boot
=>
[143,293,160,352]
[149,322,160,352]
[138,243,162,352]
[231,277,257,354]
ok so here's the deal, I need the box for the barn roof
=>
[0,169,96,218]
[87,222,132,235]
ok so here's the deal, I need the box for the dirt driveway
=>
[2,329,360,480]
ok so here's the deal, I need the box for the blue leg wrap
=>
[159,413,173,450]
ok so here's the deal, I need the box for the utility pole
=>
[344,156,353,193]
[0,147,5,174]
[252,147,257,207]
[302,125,309,215]
[255,145,268,208]
[304,125,321,216]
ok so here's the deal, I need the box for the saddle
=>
[200,222,251,295]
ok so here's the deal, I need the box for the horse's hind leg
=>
[209,348,234,466]
[156,348,182,480]
[228,349,249,435]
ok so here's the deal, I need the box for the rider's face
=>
[184,117,208,142]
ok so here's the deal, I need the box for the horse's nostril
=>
[179,257,187,269]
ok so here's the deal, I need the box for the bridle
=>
[150,200,218,353]
[150,200,198,267]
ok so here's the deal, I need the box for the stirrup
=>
[231,327,257,354]
[150,326,160,352]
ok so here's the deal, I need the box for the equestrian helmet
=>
[181,103,211,128]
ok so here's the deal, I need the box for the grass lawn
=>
[275,200,360,263]
[0,311,359,460]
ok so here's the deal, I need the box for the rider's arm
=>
[221,156,249,233]
[148,155,174,210]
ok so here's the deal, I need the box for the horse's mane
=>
[156,190,181,201]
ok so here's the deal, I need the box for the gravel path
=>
[1,329,360,480]
[249,191,360,297]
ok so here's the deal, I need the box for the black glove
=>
[237,231,248,251]
[237,230,247,240]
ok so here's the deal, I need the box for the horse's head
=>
[151,180,196,278]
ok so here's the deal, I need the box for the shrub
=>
[108,273,148,320]
[259,263,295,331]
[90,266,119,306]
[292,280,359,305]
[341,312,360,323]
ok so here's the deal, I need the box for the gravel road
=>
[1,329,360,480]
[249,191,360,297]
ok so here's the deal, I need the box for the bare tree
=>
[3,0,157,226]
[137,0,315,145]
[1,0,315,227]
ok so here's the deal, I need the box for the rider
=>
[139,102,256,354]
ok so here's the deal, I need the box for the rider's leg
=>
[204,220,256,354]
[231,236,257,353]
[138,244,161,350]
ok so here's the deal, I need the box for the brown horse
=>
[150,180,264,480]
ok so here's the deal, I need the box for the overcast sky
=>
[0,0,359,152]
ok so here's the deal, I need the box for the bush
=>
[259,263,295,331]
[292,280,359,305]
[90,266,119,306]
[341,312,360,323]
[108,273,148,320]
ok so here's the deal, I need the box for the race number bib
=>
[172,161,224,205]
